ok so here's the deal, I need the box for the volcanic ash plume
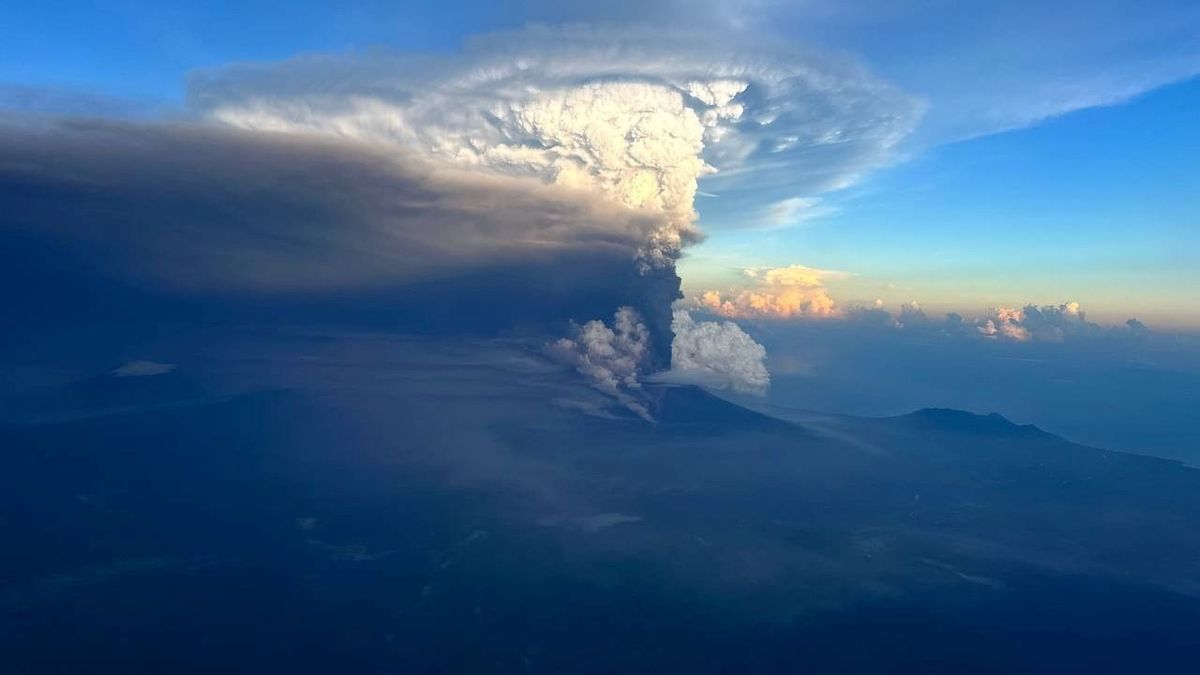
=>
[547,307,654,420]
[191,27,919,406]
[193,27,921,269]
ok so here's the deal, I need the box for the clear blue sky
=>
[3,0,1197,327]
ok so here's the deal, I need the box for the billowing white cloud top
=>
[654,309,770,395]
[191,26,922,267]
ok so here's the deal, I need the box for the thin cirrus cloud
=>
[570,0,1200,143]
[449,2,1199,145]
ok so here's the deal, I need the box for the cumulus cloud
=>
[190,25,923,264]
[896,300,929,328]
[842,300,1139,344]
[1126,318,1150,334]
[698,265,846,319]
[974,302,1105,343]
[976,307,1033,342]
[650,309,770,395]
[812,297,1158,351]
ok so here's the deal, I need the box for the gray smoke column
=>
[547,307,655,420]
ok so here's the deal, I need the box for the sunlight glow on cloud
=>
[844,299,1129,344]
[975,302,1093,343]
[698,264,847,319]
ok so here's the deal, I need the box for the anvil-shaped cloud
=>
[191,26,923,263]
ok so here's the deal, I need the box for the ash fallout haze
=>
[2,1,1199,673]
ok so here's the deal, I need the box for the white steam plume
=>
[650,309,770,395]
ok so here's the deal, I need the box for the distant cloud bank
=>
[699,265,847,319]
[870,300,1143,343]
[781,298,1152,344]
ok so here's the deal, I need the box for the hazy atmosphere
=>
[2,1,1198,672]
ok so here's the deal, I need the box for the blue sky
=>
[3,0,1197,327]
[682,77,1200,327]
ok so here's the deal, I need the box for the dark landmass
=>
[2,331,1199,673]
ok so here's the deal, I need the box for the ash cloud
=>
[552,306,772,416]
[191,26,923,263]
[0,117,679,351]
[547,307,655,420]
[0,118,661,291]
